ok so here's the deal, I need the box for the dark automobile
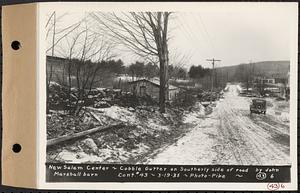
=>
[250,99,266,114]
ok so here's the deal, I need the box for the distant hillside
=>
[215,60,290,82]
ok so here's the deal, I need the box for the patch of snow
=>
[183,112,201,124]
[148,121,217,165]
[224,85,229,91]
[131,143,150,154]
[265,98,290,124]
[172,79,191,83]
[49,81,60,86]
[101,106,138,124]
[56,150,104,163]
[183,102,206,124]
[81,138,98,153]
[147,119,169,130]
[128,107,135,112]
[94,87,107,91]
[236,84,242,92]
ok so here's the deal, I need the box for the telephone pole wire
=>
[207,58,221,104]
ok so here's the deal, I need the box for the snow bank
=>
[224,85,229,91]
[265,99,290,124]
[148,119,217,164]
[49,81,60,87]
[101,106,138,124]
[236,84,242,92]
[183,102,206,124]
[92,105,172,131]
[147,119,169,131]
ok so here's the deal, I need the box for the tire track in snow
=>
[215,97,261,165]
[214,85,289,165]
[148,84,290,165]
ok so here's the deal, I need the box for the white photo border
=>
[37,2,298,190]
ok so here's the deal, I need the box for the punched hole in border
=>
[11,41,21,50]
[12,143,22,153]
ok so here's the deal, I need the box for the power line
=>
[197,14,215,54]
[190,13,213,52]
[182,13,205,45]
[177,15,203,45]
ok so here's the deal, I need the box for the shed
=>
[128,78,180,101]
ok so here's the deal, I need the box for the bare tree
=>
[91,12,171,113]
[62,18,116,115]
[168,50,190,80]
[45,11,57,113]
[46,11,82,113]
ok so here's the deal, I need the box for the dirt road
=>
[147,84,290,165]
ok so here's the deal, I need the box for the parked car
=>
[250,99,267,114]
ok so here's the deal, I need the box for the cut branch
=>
[47,123,124,147]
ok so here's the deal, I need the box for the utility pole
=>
[249,60,255,89]
[207,58,221,104]
[227,71,229,83]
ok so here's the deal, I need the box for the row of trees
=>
[188,65,211,79]
[127,61,187,80]
[188,65,228,89]
[127,62,158,80]
[55,58,125,87]
[126,63,233,83]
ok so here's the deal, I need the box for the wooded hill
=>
[215,60,290,83]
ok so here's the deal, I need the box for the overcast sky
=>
[45,2,297,69]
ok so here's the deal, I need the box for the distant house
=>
[274,78,286,84]
[253,75,290,98]
[254,77,278,84]
[264,78,275,84]
[128,78,180,101]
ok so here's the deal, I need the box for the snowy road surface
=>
[147,84,290,165]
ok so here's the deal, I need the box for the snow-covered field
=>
[147,84,290,165]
